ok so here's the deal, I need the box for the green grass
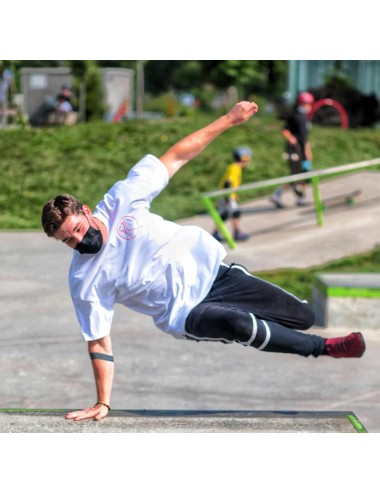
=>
[256,245,380,303]
[1,112,379,228]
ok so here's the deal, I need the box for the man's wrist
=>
[95,401,111,411]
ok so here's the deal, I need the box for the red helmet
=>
[297,91,314,104]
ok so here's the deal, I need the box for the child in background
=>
[212,146,253,242]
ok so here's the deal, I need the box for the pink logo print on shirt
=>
[117,216,140,240]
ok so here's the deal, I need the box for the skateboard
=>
[321,189,362,210]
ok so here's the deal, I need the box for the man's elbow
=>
[159,153,187,179]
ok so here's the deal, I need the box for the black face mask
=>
[74,216,103,254]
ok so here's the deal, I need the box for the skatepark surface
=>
[1,171,380,433]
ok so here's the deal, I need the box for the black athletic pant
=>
[185,263,325,357]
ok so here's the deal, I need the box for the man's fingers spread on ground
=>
[65,407,99,421]
[65,410,82,420]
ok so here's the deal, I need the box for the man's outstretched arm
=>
[159,100,258,178]
[65,335,114,421]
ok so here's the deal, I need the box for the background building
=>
[287,60,380,100]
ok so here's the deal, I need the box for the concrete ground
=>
[0,410,363,433]
[1,171,379,433]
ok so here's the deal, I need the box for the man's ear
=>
[82,204,92,216]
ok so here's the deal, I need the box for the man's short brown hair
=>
[41,194,83,237]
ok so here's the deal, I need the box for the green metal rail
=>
[201,157,380,249]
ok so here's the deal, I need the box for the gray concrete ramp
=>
[180,171,380,271]
[0,409,367,433]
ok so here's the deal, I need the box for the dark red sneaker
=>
[325,332,366,358]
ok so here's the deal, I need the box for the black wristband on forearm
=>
[89,352,114,362]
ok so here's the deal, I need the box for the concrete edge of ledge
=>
[0,409,368,433]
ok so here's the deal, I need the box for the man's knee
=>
[299,304,315,329]
[231,314,254,343]
[185,305,253,344]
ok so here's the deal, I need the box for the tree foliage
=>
[1,60,288,118]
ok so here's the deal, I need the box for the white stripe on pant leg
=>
[230,263,252,275]
[243,313,258,346]
[257,321,271,350]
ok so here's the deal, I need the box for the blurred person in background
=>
[270,91,314,208]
